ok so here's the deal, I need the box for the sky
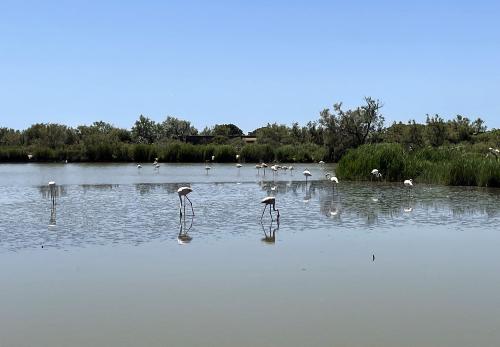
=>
[0,0,499,133]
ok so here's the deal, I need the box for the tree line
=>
[1,97,498,162]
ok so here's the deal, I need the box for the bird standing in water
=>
[261,196,280,221]
[303,169,312,183]
[177,186,194,216]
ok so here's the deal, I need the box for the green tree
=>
[320,97,384,160]
[426,114,447,147]
[159,116,198,141]
[131,115,159,144]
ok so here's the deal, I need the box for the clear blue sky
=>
[1,0,499,133]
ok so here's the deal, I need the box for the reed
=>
[337,143,500,187]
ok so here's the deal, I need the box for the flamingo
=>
[137,164,142,169]
[319,160,325,164]
[271,165,278,179]
[289,166,294,175]
[404,179,413,195]
[303,169,312,183]
[211,155,215,161]
[489,147,499,160]
[261,196,280,221]
[255,164,262,175]
[261,163,268,176]
[371,169,382,180]
[177,186,194,216]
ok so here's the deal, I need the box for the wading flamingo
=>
[177,187,194,216]
[261,196,280,221]
[303,169,312,183]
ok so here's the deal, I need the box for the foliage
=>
[320,97,384,161]
[337,143,500,187]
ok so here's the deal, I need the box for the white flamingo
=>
[271,165,278,179]
[261,163,268,176]
[404,179,413,195]
[303,169,312,183]
[255,164,262,175]
[489,147,499,159]
[261,196,280,221]
[371,169,382,179]
[177,187,194,216]
[325,173,339,192]
[137,164,142,169]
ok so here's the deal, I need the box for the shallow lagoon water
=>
[1,163,500,347]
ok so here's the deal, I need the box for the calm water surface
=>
[1,163,500,347]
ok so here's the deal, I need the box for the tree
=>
[255,123,293,146]
[472,117,487,134]
[212,124,244,137]
[320,97,384,160]
[131,115,159,144]
[426,114,447,147]
[23,123,76,148]
[0,127,22,145]
[405,120,425,149]
[159,116,198,141]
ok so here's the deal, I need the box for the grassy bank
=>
[0,142,327,163]
[337,143,500,187]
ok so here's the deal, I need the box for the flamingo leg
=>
[179,195,183,215]
[261,204,267,220]
[185,195,194,216]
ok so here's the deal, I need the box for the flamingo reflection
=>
[260,219,279,244]
[177,213,194,245]
[48,203,57,229]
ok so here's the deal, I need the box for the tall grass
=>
[0,142,326,163]
[337,143,500,187]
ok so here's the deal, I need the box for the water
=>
[1,163,500,347]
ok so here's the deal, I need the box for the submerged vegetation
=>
[1,97,499,186]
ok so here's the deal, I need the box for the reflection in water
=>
[81,184,119,193]
[319,185,341,218]
[177,214,194,245]
[261,219,279,244]
[48,203,57,229]
[135,183,191,195]
[2,181,500,252]
[39,184,66,199]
